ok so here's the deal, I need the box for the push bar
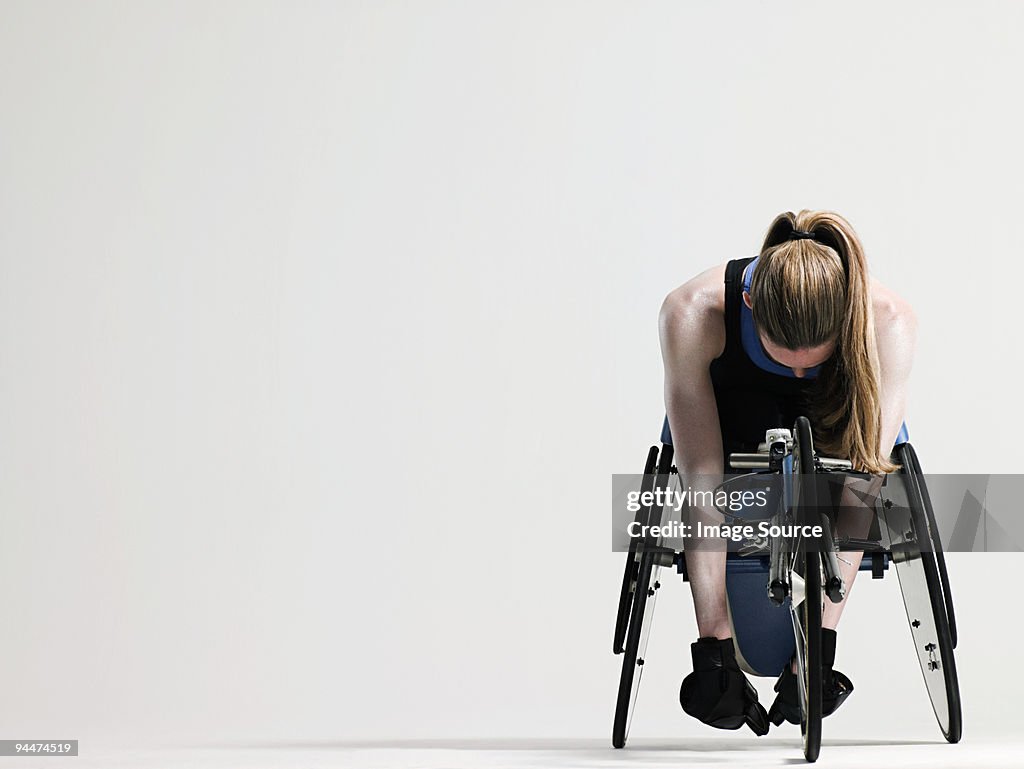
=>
[729,453,854,471]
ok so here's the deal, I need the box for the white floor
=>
[33,737,1023,769]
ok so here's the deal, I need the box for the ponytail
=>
[754,210,896,473]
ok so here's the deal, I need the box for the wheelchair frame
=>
[611,416,961,763]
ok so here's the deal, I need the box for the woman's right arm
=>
[660,266,735,641]
[658,268,727,481]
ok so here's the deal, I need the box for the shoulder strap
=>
[722,257,756,355]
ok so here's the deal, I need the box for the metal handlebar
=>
[729,453,853,471]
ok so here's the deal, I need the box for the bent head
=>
[745,209,895,474]
[745,321,836,378]
[743,224,847,377]
[741,234,843,354]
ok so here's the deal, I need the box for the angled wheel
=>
[612,446,674,749]
[897,443,957,649]
[791,416,822,763]
[891,443,962,743]
[611,549,663,748]
[614,446,659,655]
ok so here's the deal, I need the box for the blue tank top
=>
[661,257,909,452]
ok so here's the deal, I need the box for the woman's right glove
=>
[679,636,770,736]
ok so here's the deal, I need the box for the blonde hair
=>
[749,210,896,474]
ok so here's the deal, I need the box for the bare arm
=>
[823,282,917,630]
[658,268,727,481]
[872,280,918,457]
[659,266,734,639]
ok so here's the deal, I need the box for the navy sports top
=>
[661,256,909,458]
[662,257,816,460]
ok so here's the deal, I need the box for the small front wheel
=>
[791,416,823,763]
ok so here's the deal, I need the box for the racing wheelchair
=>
[611,416,960,763]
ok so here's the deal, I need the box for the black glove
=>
[769,628,854,727]
[680,636,770,736]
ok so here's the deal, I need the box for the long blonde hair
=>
[748,210,896,473]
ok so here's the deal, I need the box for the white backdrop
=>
[1,0,1022,748]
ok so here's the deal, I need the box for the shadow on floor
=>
[211,736,943,752]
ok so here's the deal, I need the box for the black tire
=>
[612,445,673,749]
[614,446,660,655]
[897,443,957,649]
[797,551,822,763]
[612,550,660,748]
[792,416,822,763]
[892,444,962,744]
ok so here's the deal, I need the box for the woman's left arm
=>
[872,279,919,456]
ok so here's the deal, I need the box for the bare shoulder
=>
[659,262,728,362]
[870,276,918,335]
[870,276,917,380]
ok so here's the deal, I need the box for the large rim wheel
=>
[612,448,673,748]
[898,443,957,648]
[891,443,962,743]
[614,446,659,655]
[612,551,662,748]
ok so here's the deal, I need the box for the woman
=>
[658,210,916,734]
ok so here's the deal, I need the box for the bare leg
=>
[779,475,883,673]
[822,474,884,630]
[822,551,865,630]
[686,549,731,639]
